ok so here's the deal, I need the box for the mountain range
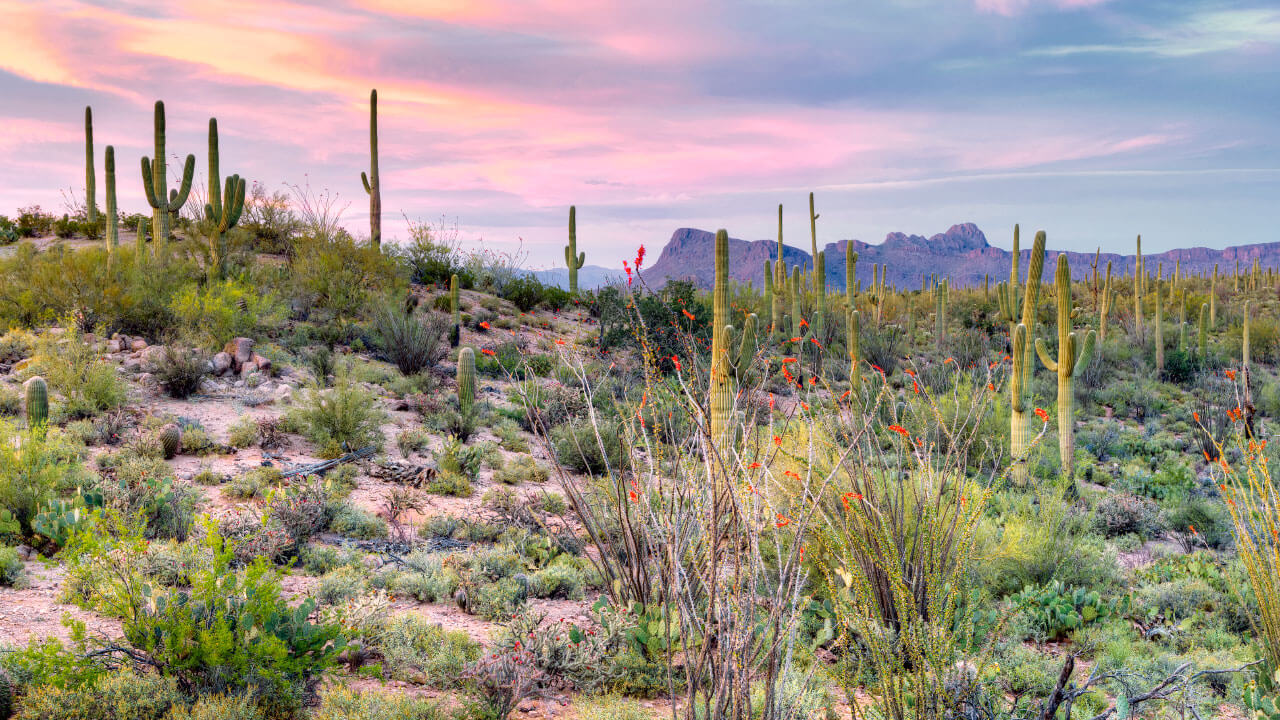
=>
[638,224,1280,290]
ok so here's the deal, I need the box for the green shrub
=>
[227,416,259,448]
[315,565,368,606]
[494,455,548,485]
[155,345,208,399]
[288,382,387,453]
[575,695,652,720]
[551,419,626,475]
[370,307,450,375]
[94,455,197,540]
[330,503,387,540]
[425,471,473,498]
[1012,581,1127,642]
[298,543,363,575]
[313,687,446,720]
[163,693,263,720]
[0,546,27,588]
[0,422,90,538]
[29,333,126,419]
[375,613,481,685]
[290,234,404,324]
[170,279,286,350]
[13,669,185,720]
[530,559,586,600]
[1093,492,1162,539]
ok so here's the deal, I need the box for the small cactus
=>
[24,376,48,431]
[159,424,182,459]
[457,347,476,416]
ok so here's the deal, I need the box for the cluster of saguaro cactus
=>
[564,206,585,294]
[204,118,246,278]
[85,106,96,225]
[1009,229,1046,486]
[449,274,461,347]
[709,229,757,442]
[360,89,382,248]
[24,376,48,432]
[141,101,195,256]
[457,347,476,416]
[1035,253,1096,482]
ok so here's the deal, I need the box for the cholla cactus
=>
[141,101,195,256]
[1035,253,1097,481]
[24,376,48,431]
[564,206,585,294]
[457,347,476,416]
[360,89,382,248]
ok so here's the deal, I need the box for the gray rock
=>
[211,352,233,375]
[226,337,255,367]
[129,338,148,351]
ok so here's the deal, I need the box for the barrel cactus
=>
[24,376,48,430]
[159,424,182,460]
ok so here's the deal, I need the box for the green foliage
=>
[375,613,482,685]
[493,455,548,485]
[0,422,90,538]
[287,381,387,453]
[313,687,446,720]
[501,274,570,312]
[0,545,27,588]
[551,418,626,476]
[163,693,264,720]
[371,306,450,376]
[227,416,259,448]
[290,234,403,324]
[169,279,285,349]
[28,332,126,419]
[592,281,710,373]
[12,669,185,720]
[329,503,387,540]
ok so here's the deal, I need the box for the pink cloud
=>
[975,0,1110,17]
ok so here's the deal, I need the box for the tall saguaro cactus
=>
[360,89,382,248]
[709,229,757,443]
[1035,253,1097,482]
[204,118,246,278]
[1153,273,1165,373]
[1098,261,1113,341]
[449,274,461,347]
[141,101,195,257]
[1133,235,1145,342]
[104,146,118,258]
[934,279,948,349]
[85,106,96,225]
[847,309,861,391]
[846,245,857,299]
[1009,230,1047,486]
[1198,303,1209,359]
[772,205,788,342]
[565,206,585,294]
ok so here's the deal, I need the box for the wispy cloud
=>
[1029,8,1280,57]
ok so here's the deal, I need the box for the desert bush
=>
[12,669,185,720]
[163,693,264,720]
[290,233,403,325]
[155,345,208,399]
[370,306,450,375]
[494,455,548,485]
[240,181,300,255]
[28,332,127,419]
[315,565,368,605]
[551,418,626,476]
[227,415,259,448]
[95,455,198,540]
[0,422,89,539]
[0,545,27,587]
[329,503,387,540]
[1094,492,1163,539]
[375,613,481,685]
[1166,496,1232,551]
[288,381,387,453]
[312,687,445,720]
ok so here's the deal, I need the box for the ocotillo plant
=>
[104,146,118,258]
[457,347,476,416]
[565,207,586,294]
[24,376,48,432]
[1035,253,1097,482]
[141,101,195,256]
[1198,303,1209,359]
[449,274,461,347]
[934,279,948,349]
[204,118,246,279]
[360,89,382,248]
[845,245,857,299]
[84,106,96,225]
[845,307,863,394]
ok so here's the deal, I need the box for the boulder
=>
[239,361,259,377]
[211,352,233,375]
[250,353,272,373]
[226,338,255,367]
[141,345,167,372]
[129,338,149,351]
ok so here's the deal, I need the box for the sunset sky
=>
[0,0,1277,269]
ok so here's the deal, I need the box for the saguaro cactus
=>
[24,376,48,431]
[204,118,246,278]
[84,106,96,225]
[790,266,804,342]
[1198,303,1209,359]
[845,245,857,299]
[1098,261,1113,341]
[104,146,118,257]
[1211,265,1218,327]
[565,206,585,294]
[1153,273,1165,373]
[996,225,1022,342]
[1010,323,1031,486]
[1177,292,1188,352]
[457,347,476,416]
[1035,253,1097,482]
[1019,231,1047,391]
[1133,236,1144,341]
[141,101,195,256]
[847,308,861,390]
[934,279,949,349]
[710,229,757,442]
[360,89,382,248]
[1244,300,1252,377]
[449,274,461,347]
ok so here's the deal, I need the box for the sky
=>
[0,0,1277,270]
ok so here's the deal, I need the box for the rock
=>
[251,353,272,373]
[211,352,233,375]
[141,345,167,372]
[274,385,293,403]
[106,338,122,353]
[137,372,155,386]
[130,338,148,351]
[15,545,34,561]
[239,361,259,377]
[121,358,142,374]
[226,337,255,367]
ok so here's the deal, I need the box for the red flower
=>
[635,245,646,271]
[1034,407,1049,422]
[481,348,496,356]
[888,424,909,436]
[748,462,761,469]
[671,356,682,371]
[682,309,696,321]
[479,321,490,330]
[775,513,791,528]
[987,382,995,391]
[781,357,798,364]
[1193,411,1200,422]
[1225,369,1237,380]
[799,318,809,328]
[773,436,782,446]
